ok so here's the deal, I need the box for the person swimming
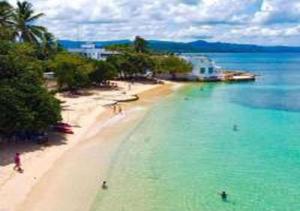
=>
[219,191,228,201]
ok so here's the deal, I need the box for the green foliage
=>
[105,36,149,54]
[0,41,43,83]
[153,55,192,75]
[0,1,14,41]
[107,53,154,78]
[0,82,61,135]
[133,36,148,53]
[89,60,118,84]
[105,43,134,53]
[0,1,60,56]
[0,41,62,136]
[50,53,94,90]
[13,1,46,43]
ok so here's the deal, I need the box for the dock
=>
[223,71,256,82]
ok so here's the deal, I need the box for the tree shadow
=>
[0,132,67,167]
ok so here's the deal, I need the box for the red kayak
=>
[54,126,74,134]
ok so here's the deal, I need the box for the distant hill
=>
[59,39,300,53]
[59,39,131,49]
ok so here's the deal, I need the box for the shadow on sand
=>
[0,133,67,167]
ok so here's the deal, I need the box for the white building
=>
[183,56,224,81]
[68,43,119,61]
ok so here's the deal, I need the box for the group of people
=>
[112,104,123,114]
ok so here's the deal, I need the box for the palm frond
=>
[27,13,44,22]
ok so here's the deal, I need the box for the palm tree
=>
[12,1,46,43]
[0,1,14,40]
[0,1,13,27]
[40,31,59,59]
[133,36,148,53]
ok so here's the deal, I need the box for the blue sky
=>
[8,0,300,46]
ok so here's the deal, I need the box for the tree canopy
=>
[153,55,192,75]
[89,60,118,84]
[50,53,94,91]
[0,41,61,136]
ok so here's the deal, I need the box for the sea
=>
[91,53,300,211]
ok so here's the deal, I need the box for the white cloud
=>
[253,0,300,24]
[7,0,300,45]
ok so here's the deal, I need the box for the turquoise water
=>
[92,53,300,211]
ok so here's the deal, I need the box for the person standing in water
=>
[219,191,228,201]
[233,124,238,131]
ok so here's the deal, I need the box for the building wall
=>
[68,47,118,61]
[185,56,223,80]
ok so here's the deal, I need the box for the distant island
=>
[59,39,300,53]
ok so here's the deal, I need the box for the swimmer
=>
[233,124,238,131]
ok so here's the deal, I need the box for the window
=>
[208,67,214,74]
[200,67,206,74]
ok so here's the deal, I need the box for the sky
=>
[8,0,300,46]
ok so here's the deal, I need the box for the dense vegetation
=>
[0,1,62,139]
[0,1,192,140]
[106,36,192,78]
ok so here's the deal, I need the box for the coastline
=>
[0,80,181,211]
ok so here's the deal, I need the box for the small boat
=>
[54,127,74,134]
[231,74,255,81]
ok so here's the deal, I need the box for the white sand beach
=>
[0,81,180,211]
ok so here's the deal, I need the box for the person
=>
[233,124,238,131]
[219,191,228,201]
[102,181,108,189]
[13,153,22,173]
[118,105,123,114]
[113,104,117,114]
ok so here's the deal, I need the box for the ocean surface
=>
[91,53,300,211]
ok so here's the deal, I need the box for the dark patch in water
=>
[229,88,300,112]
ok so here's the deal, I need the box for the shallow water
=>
[91,53,300,211]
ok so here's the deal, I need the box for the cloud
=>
[253,0,300,24]
[7,0,300,45]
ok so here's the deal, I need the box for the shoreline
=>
[0,81,181,211]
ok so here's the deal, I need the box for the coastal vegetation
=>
[0,1,62,139]
[0,1,191,140]
[0,41,62,138]
[106,36,192,78]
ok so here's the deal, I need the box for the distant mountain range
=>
[59,39,300,53]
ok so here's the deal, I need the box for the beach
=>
[0,80,181,211]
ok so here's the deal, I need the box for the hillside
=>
[59,39,300,53]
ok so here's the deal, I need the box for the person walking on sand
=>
[102,181,108,189]
[13,153,22,173]
[118,105,123,114]
[113,104,117,114]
